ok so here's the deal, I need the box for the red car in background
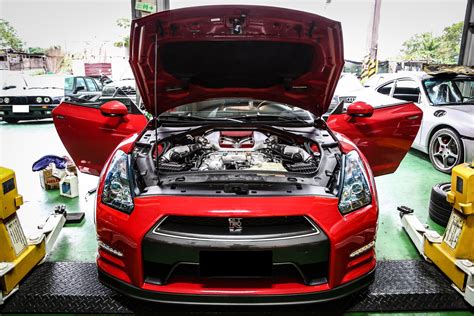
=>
[52,6,422,305]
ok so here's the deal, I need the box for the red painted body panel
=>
[52,102,147,175]
[327,102,422,176]
[96,195,377,295]
[129,5,344,116]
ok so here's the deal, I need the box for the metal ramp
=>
[0,260,471,313]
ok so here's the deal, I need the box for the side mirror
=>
[100,100,128,117]
[73,86,85,94]
[347,101,374,118]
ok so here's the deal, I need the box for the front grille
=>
[143,215,329,287]
[154,216,317,240]
[4,96,53,105]
[144,261,325,285]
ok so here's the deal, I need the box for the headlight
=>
[101,150,134,213]
[0,98,3,104]
[4,97,10,104]
[338,150,372,214]
[44,97,51,103]
[36,97,43,103]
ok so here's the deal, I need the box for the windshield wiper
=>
[159,114,244,123]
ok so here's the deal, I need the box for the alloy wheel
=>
[429,129,462,173]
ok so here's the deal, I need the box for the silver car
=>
[371,71,473,173]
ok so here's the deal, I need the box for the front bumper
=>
[96,195,378,303]
[98,267,375,305]
[0,105,56,121]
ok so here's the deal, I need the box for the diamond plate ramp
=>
[0,260,471,313]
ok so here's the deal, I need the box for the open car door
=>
[53,99,147,176]
[327,92,422,177]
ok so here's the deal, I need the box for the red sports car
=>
[53,5,422,305]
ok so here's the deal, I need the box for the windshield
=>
[160,98,314,122]
[26,75,65,89]
[423,77,474,105]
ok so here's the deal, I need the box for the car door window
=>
[75,77,86,92]
[93,78,103,90]
[377,81,394,96]
[64,77,74,94]
[393,79,420,103]
[85,78,98,92]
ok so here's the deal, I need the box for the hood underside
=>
[129,5,344,116]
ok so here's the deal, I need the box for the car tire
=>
[429,128,464,174]
[429,182,452,227]
[4,118,19,124]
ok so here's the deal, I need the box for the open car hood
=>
[130,5,344,117]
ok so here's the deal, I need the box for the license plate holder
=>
[200,251,272,277]
[12,105,29,113]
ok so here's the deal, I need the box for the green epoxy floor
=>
[1,120,471,315]
[0,120,98,262]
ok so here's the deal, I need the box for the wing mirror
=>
[347,101,374,118]
[100,100,128,117]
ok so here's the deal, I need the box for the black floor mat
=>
[0,260,471,314]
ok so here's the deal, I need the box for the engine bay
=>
[158,130,321,174]
[132,124,342,195]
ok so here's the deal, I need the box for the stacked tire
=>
[429,183,452,227]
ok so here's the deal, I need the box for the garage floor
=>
[0,120,469,314]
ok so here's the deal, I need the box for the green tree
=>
[401,32,441,63]
[438,21,464,63]
[28,47,45,54]
[400,22,464,64]
[114,18,130,48]
[0,19,23,51]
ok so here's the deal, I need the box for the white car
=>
[327,73,363,114]
[0,74,102,123]
[369,71,473,173]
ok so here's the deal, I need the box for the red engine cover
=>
[219,131,255,148]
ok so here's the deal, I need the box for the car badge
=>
[228,218,243,233]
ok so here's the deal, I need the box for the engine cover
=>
[199,151,285,171]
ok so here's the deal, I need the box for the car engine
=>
[157,130,321,174]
